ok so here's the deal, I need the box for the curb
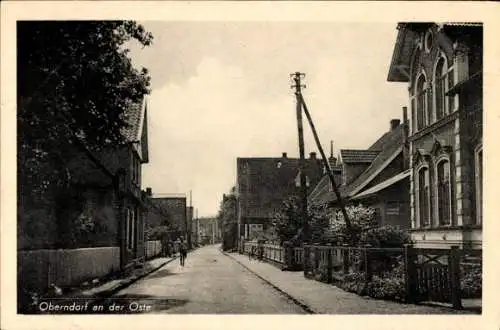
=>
[90,256,178,303]
[221,251,316,314]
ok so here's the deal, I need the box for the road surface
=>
[105,244,306,314]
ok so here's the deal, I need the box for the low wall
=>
[145,240,162,259]
[18,247,120,293]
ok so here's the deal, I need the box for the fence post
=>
[404,244,416,304]
[342,244,349,274]
[283,241,293,271]
[449,246,463,310]
[303,245,309,277]
[364,244,372,283]
[313,244,320,272]
[326,244,333,283]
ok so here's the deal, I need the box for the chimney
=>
[282,152,287,158]
[390,119,401,131]
[309,152,316,159]
[329,140,337,166]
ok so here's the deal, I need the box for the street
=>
[105,245,306,314]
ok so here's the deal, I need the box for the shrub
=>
[339,272,366,294]
[360,225,412,248]
[460,262,482,298]
[366,275,406,302]
[366,260,406,301]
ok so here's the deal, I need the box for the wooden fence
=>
[241,241,481,309]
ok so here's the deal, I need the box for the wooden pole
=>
[298,94,353,233]
[291,72,309,242]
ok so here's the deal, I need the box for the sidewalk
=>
[225,252,475,314]
[66,256,176,300]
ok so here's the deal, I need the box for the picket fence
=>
[241,241,481,310]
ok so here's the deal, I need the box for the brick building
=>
[236,152,324,240]
[309,116,411,228]
[18,97,151,271]
[387,23,482,249]
[99,98,151,268]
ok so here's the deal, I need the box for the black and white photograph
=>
[1,2,498,329]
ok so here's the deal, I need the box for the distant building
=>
[186,206,194,248]
[236,152,324,240]
[387,23,483,249]
[309,116,411,229]
[198,217,221,244]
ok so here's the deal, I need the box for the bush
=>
[360,225,412,248]
[339,272,366,294]
[366,275,406,302]
[460,262,482,298]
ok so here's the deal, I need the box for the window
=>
[127,208,135,250]
[435,57,447,120]
[131,152,141,187]
[416,75,428,131]
[417,167,431,227]
[434,54,456,120]
[436,160,452,225]
[424,31,433,53]
[475,146,483,224]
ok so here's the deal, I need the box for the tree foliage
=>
[217,190,238,251]
[17,21,153,249]
[18,21,153,197]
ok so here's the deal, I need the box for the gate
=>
[407,246,462,309]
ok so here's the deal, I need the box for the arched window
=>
[435,57,447,120]
[417,167,431,227]
[475,146,483,224]
[436,159,452,225]
[415,74,428,131]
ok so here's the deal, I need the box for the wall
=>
[145,240,162,259]
[18,247,120,293]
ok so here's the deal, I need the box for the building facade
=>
[387,23,482,249]
[309,116,411,229]
[236,152,324,240]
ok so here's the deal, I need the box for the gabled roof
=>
[309,124,406,205]
[237,156,324,218]
[340,149,380,164]
[351,169,410,200]
[387,22,483,82]
[121,98,149,163]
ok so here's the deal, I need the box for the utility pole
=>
[290,72,309,243]
[297,92,353,237]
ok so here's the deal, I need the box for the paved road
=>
[105,244,306,314]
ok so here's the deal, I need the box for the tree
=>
[17,21,153,248]
[18,21,152,197]
[270,196,304,246]
[217,190,238,251]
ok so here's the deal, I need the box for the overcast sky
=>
[128,21,409,217]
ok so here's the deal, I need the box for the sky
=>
[127,21,409,217]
